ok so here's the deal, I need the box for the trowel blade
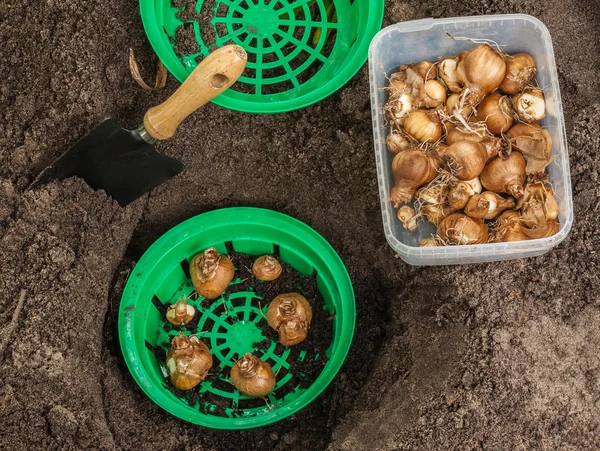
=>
[33,118,185,206]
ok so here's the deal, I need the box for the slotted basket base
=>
[140,0,384,112]
[119,207,355,429]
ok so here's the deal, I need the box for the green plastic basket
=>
[118,207,355,429]
[139,0,384,113]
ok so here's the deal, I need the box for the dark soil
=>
[1,0,599,450]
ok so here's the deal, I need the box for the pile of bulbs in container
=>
[164,248,312,398]
[385,39,559,246]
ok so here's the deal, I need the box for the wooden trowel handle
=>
[143,45,247,140]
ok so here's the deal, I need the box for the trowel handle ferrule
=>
[143,45,248,141]
[137,126,156,144]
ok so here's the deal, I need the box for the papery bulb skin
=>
[166,297,196,326]
[190,248,235,299]
[252,255,282,282]
[456,44,506,105]
[512,89,546,123]
[438,213,489,245]
[499,53,537,95]
[440,58,462,93]
[166,334,213,390]
[231,353,276,398]
[506,123,553,174]
[491,211,531,242]
[471,93,514,135]
[267,293,313,346]
[442,141,488,181]
[423,203,457,226]
[480,152,526,199]
[390,148,441,207]
[386,132,411,154]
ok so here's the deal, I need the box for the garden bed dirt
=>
[1,0,599,450]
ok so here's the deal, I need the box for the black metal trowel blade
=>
[33,118,185,206]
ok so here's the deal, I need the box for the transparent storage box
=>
[369,14,573,265]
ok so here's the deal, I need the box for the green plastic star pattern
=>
[119,208,355,429]
[140,0,384,113]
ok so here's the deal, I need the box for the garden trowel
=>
[33,45,247,206]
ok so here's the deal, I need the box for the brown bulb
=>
[412,79,447,109]
[190,248,235,299]
[267,293,313,346]
[440,58,462,93]
[517,182,560,240]
[512,88,546,123]
[446,126,502,161]
[465,192,516,220]
[403,109,443,144]
[438,213,489,245]
[522,218,559,239]
[491,211,531,242]
[422,203,457,226]
[396,63,439,112]
[456,44,506,105]
[446,93,473,117]
[252,255,282,281]
[448,180,477,210]
[390,148,441,207]
[231,353,276,398]
[442,141,488,180]
[499,53,537,95]
[416,179,451,206]
[388,71,407,97]
[518,189,560,240]
[424,80,447,105]
[420,237,441,247]
[397,205,418,231]
[386,132,410,154]
[506,123,553,174]
[279,320,309,348]
[480,152,526,199]
[166,333,213,390]
[402,61,438,80]
[166,297,196,326]
[470,93,514,135]
[517,181,559,222]
[464,194,491,219]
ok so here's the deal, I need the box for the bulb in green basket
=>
[252,255,282,281]
[190,248,235,300]
[231,353,276,398]
[166,333,213,390]
[267,293,313,346]
[166,296,196,326]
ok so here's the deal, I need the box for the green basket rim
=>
[118,207,355,429]
[139,0,384,113]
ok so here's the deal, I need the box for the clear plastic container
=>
[368,14,573,265]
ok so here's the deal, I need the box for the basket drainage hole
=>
[237,397,269,410]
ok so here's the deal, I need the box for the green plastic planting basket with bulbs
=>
[118,207,355,429]
[139,0,384,113]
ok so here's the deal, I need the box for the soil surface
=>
[1,0,599,450]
